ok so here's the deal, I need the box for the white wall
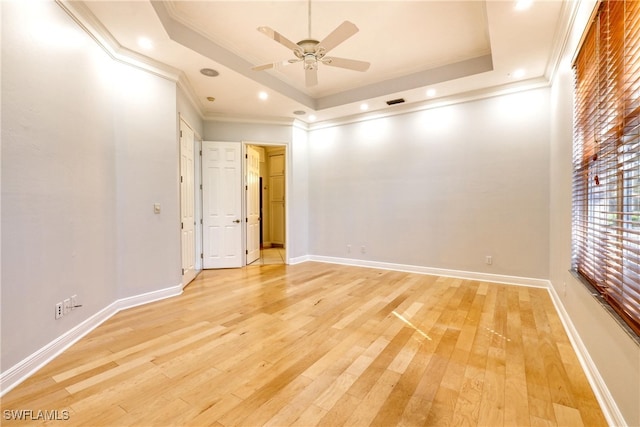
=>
[308,89,550,279]
[549,1,640,425]
[290,125,309,259]
[113,66,180,299]
[204,121,291,143]
[1,1,180,372]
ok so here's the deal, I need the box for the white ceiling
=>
[73,0,569,124]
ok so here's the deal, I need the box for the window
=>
[573,0,640,336]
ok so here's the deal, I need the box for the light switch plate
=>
[154,203,161,214]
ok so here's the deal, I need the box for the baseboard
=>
[0,284,183,397]
[288,255,311,265]
[546,285,626,427]
[116,284,183,311]
[307,255,550,288]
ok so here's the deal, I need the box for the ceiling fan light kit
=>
[252,2,370,87]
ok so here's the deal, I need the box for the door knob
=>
[233,219,241,223]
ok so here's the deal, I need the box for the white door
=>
[202,141,243,269]
[246,146,261,264]
[180,120,196,284]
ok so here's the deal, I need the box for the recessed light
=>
[293,110,306,115]
[137,37,153,50]
[426,88,436,97]
[258,91,268,100]
[511,69,526,79]
[515,0,533,10]
[200,68,219,77]
[308,114,317,121]
[206,97,215,102]
[360,103,369,111]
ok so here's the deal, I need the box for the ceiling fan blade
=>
[317,21,359,55]
[252,59,299,71]
[322,57,370,72]
[305,67,318,87]
[257,26,301,54]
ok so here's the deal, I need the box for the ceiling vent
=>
[386,98,405,106]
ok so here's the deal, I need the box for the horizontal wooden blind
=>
[573,0,640,336]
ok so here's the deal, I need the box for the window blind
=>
[573,0,640,336]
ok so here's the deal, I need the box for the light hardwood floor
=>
[249,248,286,266]
[1,262,607,426]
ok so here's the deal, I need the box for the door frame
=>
[242,141,289,265]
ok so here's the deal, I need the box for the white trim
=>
[204,114,297,126]
[56,0,181,82]
[309,78,549,131]
[115,284,183,312]
[288,255,311,265]
[177,75,205,121]
[0,284,182,397]
[544,0,580,83]
[307,255,550,288]
[546,285,627,427]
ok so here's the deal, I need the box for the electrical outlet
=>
[71,294,78,310]
[63,298,71,315]
[361,246,366,254]
[485,255,493,265]
[55,302,63,320]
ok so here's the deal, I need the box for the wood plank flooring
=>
[0,262,607,426]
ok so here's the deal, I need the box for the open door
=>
[202,141,243,268]
[246,146,261,264]
[179,119,196,284]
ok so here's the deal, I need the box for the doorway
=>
[245,143,286,266]
[199,141,288,269]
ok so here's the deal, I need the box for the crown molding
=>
[56,0,181,82]
[177,72,206,121]
[545,0,581,82]
[308,76,550,131]
[203,114,297,127]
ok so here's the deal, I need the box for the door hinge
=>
[180,130,183,137]
[200,219,203,224]
[200,184,203,190]
[181,222,183,229]
[246,218,248,222]
[180,176,183,183]
[245,185,248,190]
[246,250,248,255]
[245,153,248,159]
[181,268,185,275]
[200,253,203,259]
[199,150,202,156]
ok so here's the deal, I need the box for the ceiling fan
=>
[252,1,370,87]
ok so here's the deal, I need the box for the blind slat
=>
[573,0,640,336]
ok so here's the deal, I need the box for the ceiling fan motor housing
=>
[304,54,317,70]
